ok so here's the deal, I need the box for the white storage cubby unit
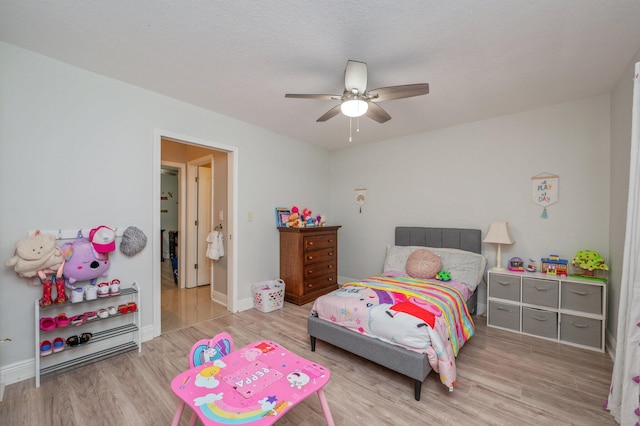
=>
[487,270,606,352]
[35,282,141,387]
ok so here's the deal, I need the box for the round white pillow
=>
[406,249,442,279]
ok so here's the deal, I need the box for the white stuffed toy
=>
[5,232,64,278]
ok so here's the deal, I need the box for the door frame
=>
[160,161,187,288]
[153,129,239,338]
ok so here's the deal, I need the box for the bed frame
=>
[308,226,482,401]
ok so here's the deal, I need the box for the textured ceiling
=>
[2,1,640,150]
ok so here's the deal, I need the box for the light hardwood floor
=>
[1,303,615,425]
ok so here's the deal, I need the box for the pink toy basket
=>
[252,279,285,312]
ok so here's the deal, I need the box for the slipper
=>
[71,314,86,326]
[127,302,137,313]
[55,313,70,328]
[66,336,79,347]
[39,317,56,332]
[118,304,128,314]
[107,306,117,316]
[97,309,108,319]
[84,311,97,321]
[53,337,65,353]
[40,340,53,356]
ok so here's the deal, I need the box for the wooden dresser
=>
[278,226,341,305]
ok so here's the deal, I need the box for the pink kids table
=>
[171,340,335,425]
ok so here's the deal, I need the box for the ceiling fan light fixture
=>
[340,99,368,118]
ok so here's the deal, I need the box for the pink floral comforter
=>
[310,274,475,390]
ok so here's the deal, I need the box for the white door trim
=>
[153,129,239,338]
[160,161,187,289]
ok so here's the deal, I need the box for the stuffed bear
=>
[285,212,304,228]
[5,232,64,278]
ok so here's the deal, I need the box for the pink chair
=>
[171,332,234,426]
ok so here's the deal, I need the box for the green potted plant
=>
[571,249,609,278]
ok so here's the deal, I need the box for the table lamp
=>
[483,222,514,271]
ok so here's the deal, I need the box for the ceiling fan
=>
[285,60,429,124]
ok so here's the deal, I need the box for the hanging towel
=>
[206,231,224,260]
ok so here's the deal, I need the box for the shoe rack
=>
[34,283,141,387]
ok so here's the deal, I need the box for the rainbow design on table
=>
[195,393,290,424]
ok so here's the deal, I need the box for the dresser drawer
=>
[488,301,520,331]
[522,307,557,339]
[522,278,558,308]
[304,274,337,293]
[560,314,602,349]
[488,274,521,301]
[303,248,336,265]
[561,282,603,315]
[304,234,338,251]
[304,260,337,279]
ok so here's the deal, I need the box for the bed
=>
[308,226,486,400]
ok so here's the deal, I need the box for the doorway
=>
[153,129,238,337]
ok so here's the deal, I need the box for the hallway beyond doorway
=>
[161,260,228,333]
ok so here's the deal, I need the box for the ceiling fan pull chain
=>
[356,116,360,133]
[349,117,353,142]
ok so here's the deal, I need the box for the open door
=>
[186,155,214,289]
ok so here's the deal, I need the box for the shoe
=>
[109,279,121,295]
[53,276,67,304]
[70,314,86,326]
[40,340,53,356]
[85,311,97,321]
[84,284,98,301]
[55,313,70,328]
[39,317,56,332]
[66,336,79,347]
[97,309,108,319]
[52,337,65,353]
[79,332,92,344]
[97,282,110,298]
[107,306,117,316]
[118,304,128,314]
[127,302,137,313]
[70,287,84,303]
[40,279,53,307]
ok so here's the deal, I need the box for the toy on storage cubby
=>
[508,257,524,272]
[571,249,609,280]
[540,254,569,276]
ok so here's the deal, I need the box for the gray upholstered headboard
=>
[395,227,482,254]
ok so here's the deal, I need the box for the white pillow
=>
[383,245,487,291]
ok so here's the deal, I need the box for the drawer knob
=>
[308,255,313,260]
[328,264,333,269]
[328,252,334,256]
[532,315,549,321]
[571,321,589,329]
[308,241,314,246]
[497,306,513,312]
[328,239,334,243]
[535,286,549,291]
[498,281,511,286]
[308,270,313,275]
[328,277,334,282]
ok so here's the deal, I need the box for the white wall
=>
[0,42,330,378]
[330,95,611,314]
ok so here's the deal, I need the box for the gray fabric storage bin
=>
[488,273,521,302]
[560,314,602,349]
[522,278,558,308]
[522,307,557,339]
[561,282,603,315]
[488,300,520,331]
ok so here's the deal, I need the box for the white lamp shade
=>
[483,221,514,271]
[483,222,514,245]
[340,99,368,118]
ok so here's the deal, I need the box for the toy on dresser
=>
[508,257,524,272]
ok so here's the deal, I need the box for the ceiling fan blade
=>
[366,102,391,123]
[344,60,367,93]
[316,105,342,122]
[285,93,341,100]
[367,83,429,102]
